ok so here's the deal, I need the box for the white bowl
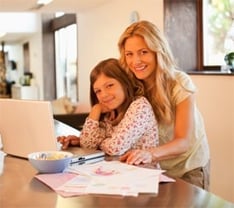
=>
[28,151,73,173]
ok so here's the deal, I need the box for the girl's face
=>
[93,73,125,111]
[124,35,156,83]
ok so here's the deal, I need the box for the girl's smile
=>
[93,73,125,111]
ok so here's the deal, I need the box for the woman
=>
[58,58,159,157]
[118,20,210,190]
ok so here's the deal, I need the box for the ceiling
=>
[0,0,110,12]
[0,0,110,44]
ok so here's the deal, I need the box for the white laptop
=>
[0,99,104,164]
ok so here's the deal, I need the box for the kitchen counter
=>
[1,155,233,208]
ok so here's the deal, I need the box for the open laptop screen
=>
[0,99,105,164]
[0,99,58,158]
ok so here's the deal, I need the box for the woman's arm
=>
[151,94,194,160]
[121,95,194,164]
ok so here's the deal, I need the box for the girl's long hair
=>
[118,20,178,124]
[90,58,144,125]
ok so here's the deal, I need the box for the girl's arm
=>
[57,104,108,150]
[100,97,158,156]
[79,104,107,149]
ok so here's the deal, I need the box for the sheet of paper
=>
[35,173,82,197]
[66,160,162,177]
[85,171,159,196]
[64,161,162,196]
[55,175,91,197]
[0,150,6,175]
[160,174,176,182]
[35,160,175,197]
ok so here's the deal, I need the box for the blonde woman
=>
[118,20,210,190]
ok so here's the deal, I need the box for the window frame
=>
[197,0,220,71]
[164,0,220,72]
[41,13,77,101]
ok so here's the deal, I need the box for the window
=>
[55,24,78,103]
[51,14,78,103]
[164,0,198,71]
[164,0,234,71]
[203,0,234,66]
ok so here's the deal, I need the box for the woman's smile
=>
[124,35,156,81]
[134,64,147,71]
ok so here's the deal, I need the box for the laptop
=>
[0,99,104,164]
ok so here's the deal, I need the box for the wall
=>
[5,44,24,82]
[0,13,39,33]
[2,13,43,99]
[1,1,163,102]
[76,0,163,111]
[28,27,43,98]
[191,75,234,203]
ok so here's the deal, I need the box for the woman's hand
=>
[120,149,153,165]
[57,135,80,150]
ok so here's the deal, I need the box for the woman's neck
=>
[143,75,155,91]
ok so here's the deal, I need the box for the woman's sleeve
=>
[173,70,197,104]
[100,97,157,156]
[79,117,106,149]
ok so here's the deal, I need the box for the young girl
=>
[118,21,210,190]
[58,58,158,157]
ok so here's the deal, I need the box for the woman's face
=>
[124,35,156,82]
[93,73,125,111]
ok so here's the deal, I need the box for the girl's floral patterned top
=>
[80,96,158,156]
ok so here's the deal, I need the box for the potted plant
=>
[224,52,234,72]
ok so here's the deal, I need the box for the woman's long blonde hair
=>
[118,20,178,124]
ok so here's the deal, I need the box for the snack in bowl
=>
[28,151,73,173]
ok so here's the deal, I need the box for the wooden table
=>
[0,155,233,208]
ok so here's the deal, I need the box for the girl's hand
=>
[95,103,112,113]
[89,103,112,121]
[57,135,80,150]
[120,149,153,165]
